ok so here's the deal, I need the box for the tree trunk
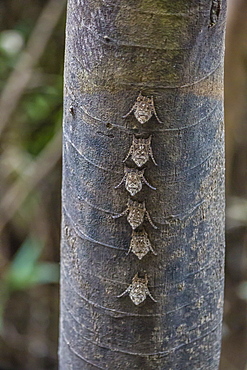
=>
[60,0,226,369]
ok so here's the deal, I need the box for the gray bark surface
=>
[60,0,226,369]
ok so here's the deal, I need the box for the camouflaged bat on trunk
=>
[128,228,157,260]
[122,92,162,124]
[123,135,157,167]
[112,198,157,230]
[117,273,157,305]
[115,166,156,196]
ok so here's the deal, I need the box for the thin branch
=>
[0,129,62,233]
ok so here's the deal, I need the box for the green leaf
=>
[4,238,43,290]
[28,262,60,285]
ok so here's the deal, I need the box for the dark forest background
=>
[0,0,246,369]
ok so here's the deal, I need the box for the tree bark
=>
[60,0,226,369]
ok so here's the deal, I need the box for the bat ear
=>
[137,91,142,101]
[133,273,139,281]
[133,135,138,143]
[147,135,151,144]
[144,274,148,284]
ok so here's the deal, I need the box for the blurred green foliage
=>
[0,1,65,368]
[20,80,63,155]
[4,238,59,291]
[0,238,59,331]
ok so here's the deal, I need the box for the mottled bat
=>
[117,273,157,305]
[123,135,157,167]
[115,166,156,196]
[123,92,162,124]
[112,198,157,230]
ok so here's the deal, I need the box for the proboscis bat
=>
[117,273,157,305]
[123,135,157,167]
[112,198,157,230]
[128,229,157,260]
[123,92,162,124]
[115,166,156,196]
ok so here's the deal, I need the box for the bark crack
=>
[61,306,222,358]
[64,134,121,174]
[121,62,222,90]
[63,206,125,251]
[78,100,219,135]
[61,331,105,369]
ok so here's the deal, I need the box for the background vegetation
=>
[0,0,246,369]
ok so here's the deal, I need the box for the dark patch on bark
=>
[209,0,222,28]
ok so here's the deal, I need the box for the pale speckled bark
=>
[59,0,226,369]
